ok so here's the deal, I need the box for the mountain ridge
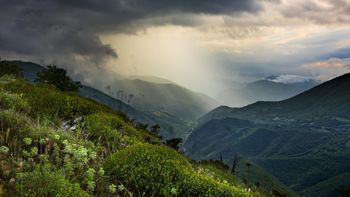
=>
[6,60,193,139]
[184,73,350,196]
[216,77,317,107]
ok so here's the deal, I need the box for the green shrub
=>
[180,171,249,197]
[0,75,258,197]
[35,65,81,92]
[15,164,89,197]
[104,144,251,196]
[104,143,192,196]
[0,61,22,77]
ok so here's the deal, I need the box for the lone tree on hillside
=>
[35,65,81,92]
[165,138,183,151]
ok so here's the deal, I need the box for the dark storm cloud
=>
[0,0,262,67]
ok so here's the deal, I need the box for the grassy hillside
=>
[0,74,267,196]
[79,85,193,139]
[6,60,192,139]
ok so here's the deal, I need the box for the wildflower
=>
[88,151,97,160]
[23,137,32,145]
[53,134,60,140]
[62,139,69,145]
[30,147,38,156]
[171,187,177,195]
[22,150,30,158]
[98,167,105,177]
[39,138,46,145]
[108,184,117,193]
[64,144,73,154]
[74,146,88,159]
[87,181,95,191]
[118,184,125,191]
[86,168,95,180]
[0,146,9,154]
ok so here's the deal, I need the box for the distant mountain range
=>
[217,75,318,107]
[184,73,350,196]
[96,78,218,121]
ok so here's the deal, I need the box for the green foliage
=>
[0,61,22,77]
[35,65,81,92]
[104,143,192,196]
[84,112,161,152]
[104,144,252,196]
[165,137,183,150]
[84,113,126,152]
[0,75,262,196]
[1,77,105,120]
[15,164,89,197]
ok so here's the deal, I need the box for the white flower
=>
[53,134,60,140]
[23,137,32,145]
[108,184,117,193]
[0,146,9,154]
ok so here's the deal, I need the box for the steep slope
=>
[79,85,192,139]
[8,60,192,139]
[0,74,262,196]
[184,73,350,196]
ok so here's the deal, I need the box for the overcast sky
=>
[1,0,350,94]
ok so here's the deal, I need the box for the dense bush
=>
[35,65,81,92]
[104,143,192,196]
[15,164,89,197]
[0,61,22,77]
[104,144,251,196]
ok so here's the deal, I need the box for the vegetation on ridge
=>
[0,62,266,196]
